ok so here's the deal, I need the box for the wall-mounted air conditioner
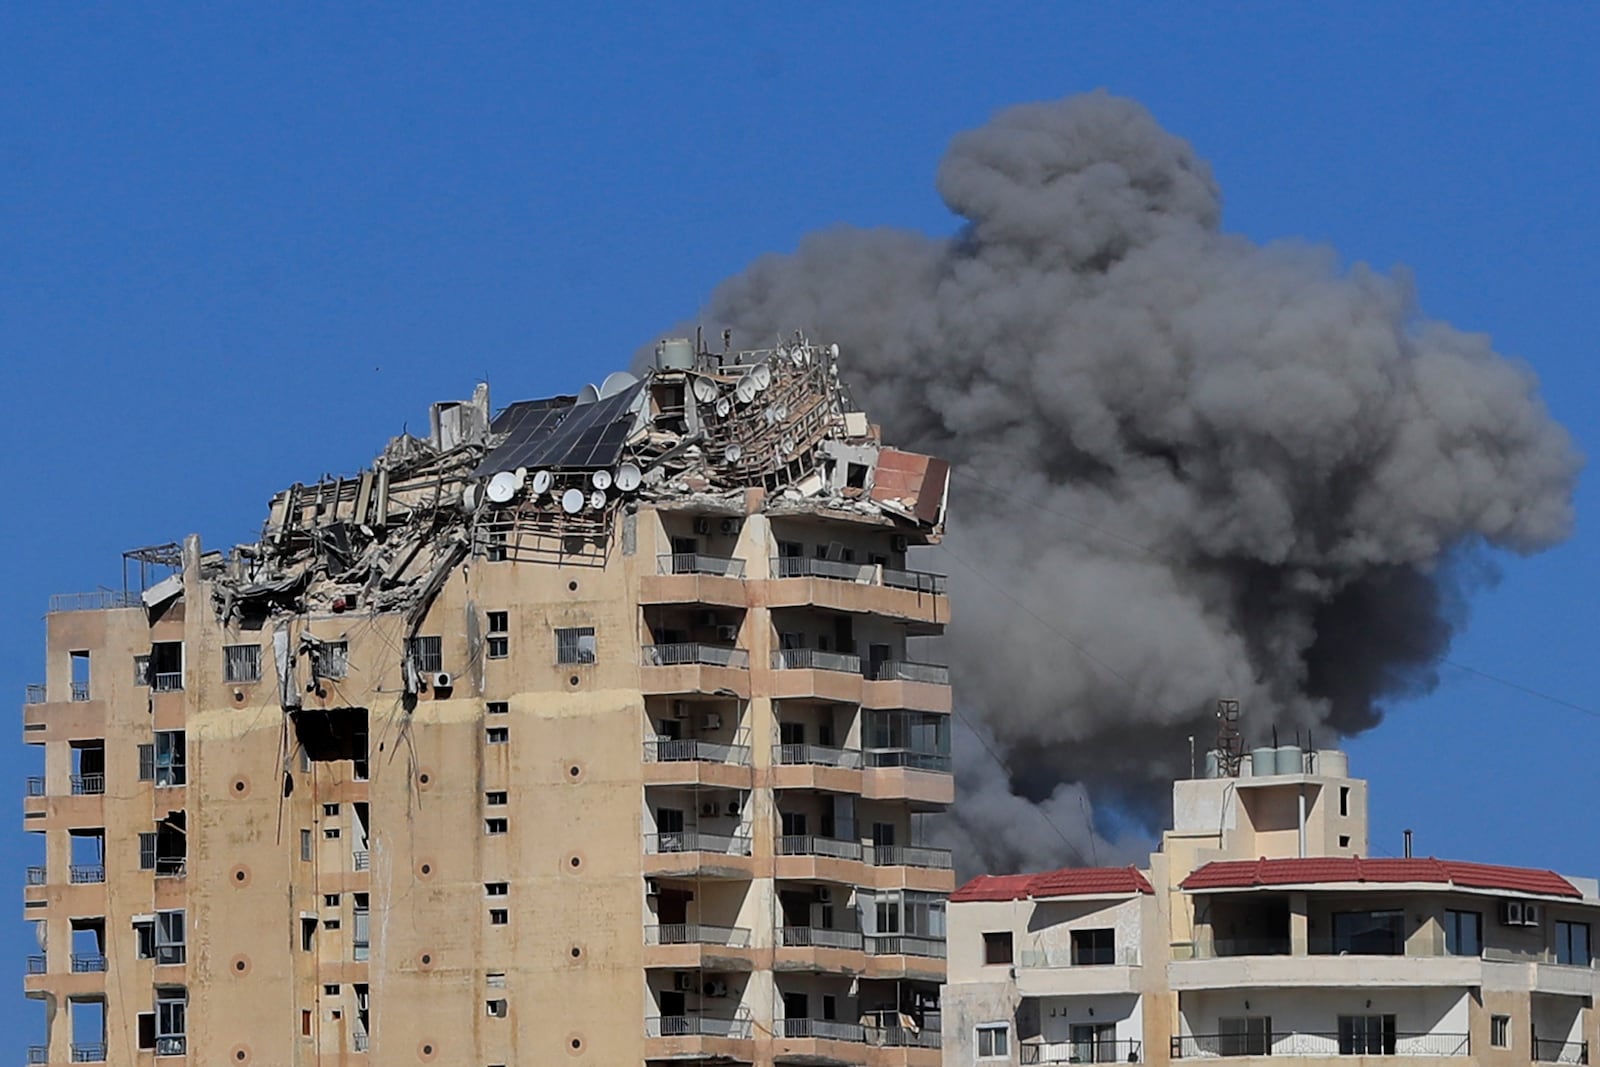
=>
[891,534,908,553]
[674,972,696,991]
[672,700,691,719]
[720,518,739,535]
[715,625,738,642]
[432,672,452,689]
[703,979,729,997]
[693,518,711,535]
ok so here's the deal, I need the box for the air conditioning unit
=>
[720,518,739,535]
[703,979,729,998]
[674,972,696,992]
[432,672,453,689]
[715,625,738,642]
[645,879,660,897]
[814,887,832,903]
[725,801,739,816]
[1524,903,1542,927]
[891,534,908,553]
[694,517,711,535]
[672,700,691,719]
[698,610,720,628]
[1500,900,1540,927]
[702,712,722,730]
[700,802,718,817]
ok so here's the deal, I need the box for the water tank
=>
[1249,746,1276,778]
[1275,745,1305,776]
[1203,751,1220,779]
[1316,749,1349,778]
[655,338,695,371]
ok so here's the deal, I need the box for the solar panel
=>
[474,381,645,475]
[473,397,573,477]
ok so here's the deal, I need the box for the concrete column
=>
[1289,892,1308,955]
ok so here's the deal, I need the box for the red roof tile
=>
[951,865,1153,903]
[1181,856,1580,898]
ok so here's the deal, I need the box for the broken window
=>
[133,654,151,687]
[486,700,508,715]
[70,651,90,702]
[134,918,156,960]
[555,626,596,665]
[223,644,262,684]
[140,812,186,877]
[154,731,186,787]
[489,909,508,926]
[485,882,508,896]
[301,917,316,951]
[407,636,442,674]
[485,818,508,835]
[485,527,508,562]
[150,641,184,693]
[154,986,186,1055]
[486,612,509,659]
[486,727,508,745]
[486,998,508,1017]
[323,803,339,817]
[317,641,349,681]
[485,790,507,806]
[291,707,369,776]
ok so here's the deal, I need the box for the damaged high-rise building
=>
[20,337,955,1065]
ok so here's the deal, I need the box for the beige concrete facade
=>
[942,755,1600,1067]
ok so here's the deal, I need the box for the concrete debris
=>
[211,336,947,625]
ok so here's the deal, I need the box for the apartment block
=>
[943,746,1598,1066]
[21,337,954,1065]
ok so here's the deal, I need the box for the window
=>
[140,832,156,870]
[154,731,186,787]
[1338,834,1351,848]
[319,641,349,680]
[323,804,340,817]
[1219,1017,1272,1057]
[352,893,370,962]
[138,744,155,782]
[1339,786,1350,816]
[155,987,188,1054]
[485,527,508,562]
[487,700,508,715]
[301,829,313,862]
[555,626,597,665]
[150,641,184,692]
[137,1012,155,1050]
[1071,928,1116,965]
[155,910,185,965]
[324,984,340,996]
[485,882,508,896]
[1491,1015,1511,1048]
[323,918,341,931]
[1445,909,1482,956]
[323,894,340,907]
[323,827,341,839]
[489,908,508,926]
[486,727,508,745]
[983,931,1013,965]
[224,644,262,683]
[485,791,507,806]
[301,917,316,951]
[486,612,509,659]
[135,917,156,959]
[1069,1023,1118,1063]
[486,998,508,1017]
[133,654,151,687]
[1338,1014,1396,1056]
[407,636,442,674]
[1556,920,1591,965]
[69,650,90,701]
[487,971,506,988]
[485,818,508,835]
[976,1023,1009,1058]
[1332,909,1404,955]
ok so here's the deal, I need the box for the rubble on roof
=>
[211,335,948,625]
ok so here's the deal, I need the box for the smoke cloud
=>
[663,93,1580,872]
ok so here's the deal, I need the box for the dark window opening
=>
[291,707,369,776]
[983,931,1013,965]
[1070,928,1116,966]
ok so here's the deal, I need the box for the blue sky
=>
[3,2,1598,1032]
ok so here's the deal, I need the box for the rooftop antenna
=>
[722,328,732,354]
[1404,829,1414,859]
[1214,698,1242,778]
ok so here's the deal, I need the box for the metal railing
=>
[646,1015,753,1039]
[353,1031,370,1052]
[1173,1031,1471,1058]
[646,738,752,765]
[72,774,105,796]
[1023,1039,1142,1064]
[26,777,44,797]
[1535,1038,1590,1064]
[882,567,948,594]
[27,1046,47,1064]
[25,955,45,974]
[72,953,107,973]
[25,683,47,704]
[644,831,753,857]
[865,934,947,958]
[779,834,863,861]
[779,926,865,950]
[69,864,104,884]
[641,643,750,669]
[771,648,862,673]
[153,672,183,692]
[868,1023,942,1048]
[352,849,370,871]
[26,865,46,885]
[866,659,950,684]
[645,923,752,947]
[659,553,746,578]
[154,1036,187,1056]
[864,748,952,772]
[1020,946,1141,968]
[50,590,143,612]
[70,681,90,702]
[870,843,954,869]
[780,1018,867,1042]
[155,857,187,878]
[775,742,863,768]
[772,556,875,582]
[71,1044,107,1063]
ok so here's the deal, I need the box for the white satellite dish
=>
[560,488,585,514]
[486,471,518,503]
[724,443,742,463]
[691,377,718,404]
[588,490,607,510]
[829,343,839,358]
[599,370,638,399]
[530,469,553,495]
[779,435,796,455]
[576,383,601,406]
[462,483,479,510]
[513,467,528,489]
[591,469,613,491]
[715,397,732,418]
[735,378,757,404]
[750,363,772,390]
[615,462,642,492]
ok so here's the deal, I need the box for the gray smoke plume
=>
[659,92,1579,873]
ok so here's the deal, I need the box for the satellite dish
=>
[588,490,607,510]
[560,488,585,514]
[780,435,796,455]
[615,462,642,492]
[599,370,638,399]
[715,397,732,418]
[591,469,613,491]
[764,408,778,426]
[576,383,601,406]
[486,471,518,503]
[735,378,757,404]
[513,467,528,489]
[751,364,772,391]
[772,403,788,421]
[530,469,553,495]
[724,443,742,463]
[692,377,718,404]
[829,343,840,358]
[462,483,479,510]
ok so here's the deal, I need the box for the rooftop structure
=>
[21,336,955,1066]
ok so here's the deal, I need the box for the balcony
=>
[861,749,953,806]
[644,738,753,789]
[870,844,953,870]
[772,743,864,793]
[865,934,946,959]
[767,557,949,628]
[862,661,952,713]
[1017,946,1142,996]
[647,1014,753,1038]
[71,1044,107,1063]
[775,926,866,973]
[26,777,44,797]
[27,1047,46,1064]
[770,648,866,703]
[25,684,46,705]
[781,835,864,860]
[70,682,90,702]
[640,644,751,698]
[776,743,862,769]
[353,1031,370,1052]
[26,955,45,974]
[352,849,370,872]
[643,831,755,879]
[153,672,183,693]
[26,865,46,886]
[644,924,756,970]
[71,953,107,973]
[49,590,143,612]
[69,864,105,884]
[660,552,746,578]
[1023,1039,1142,1064]
[773,648,863,673]
[1172,1032,1470,1058]
[645,1014,755,1062]
[71,774,105,796]
[1169,940,1484,990]
[154,858,187,879]
[642,554,749,609]
[1534,1038,1589,1064]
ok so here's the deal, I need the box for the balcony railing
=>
[659,553,746,578]
[870,843,953,869]
[772,556,875,582]
[780,926,865,950]
[26,955,45,974]
[69,864,105,884]
[352,849,370,872]
[50,590,143,612]
[1023,1039,1142,1064]
[27,1046,47,1064]
[1535,1038,1590,1064]
[26,865,47,885]
[1173,1032,1470,1058]
[154,1036,187,1056]
[779,835,863,861]
[353,1031,370,1052]
[646,1015,753,1039]
[866,659,950,684]
[71,953,107,973]
[645,831,753,856]
[155,857,187,878]
[72,774,105,796]
[772,648,862,673]
[26,777,44,797]
[1020,946,1141,968]
[775,743,863,769]
[781,1018,867,1042]
[642,643,750,669]
[153,672,183,692]
[882,567,948,594]
[70,681,90,702]
[645,739,752,765]
[71,1044,107,1063]
[864,748,952,772]
[865,934,947,958]
[25,684,47,704]
[645,923,752,947]
[868,1023,942,1048]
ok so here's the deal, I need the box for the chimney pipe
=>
[1403,829,1413,859]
